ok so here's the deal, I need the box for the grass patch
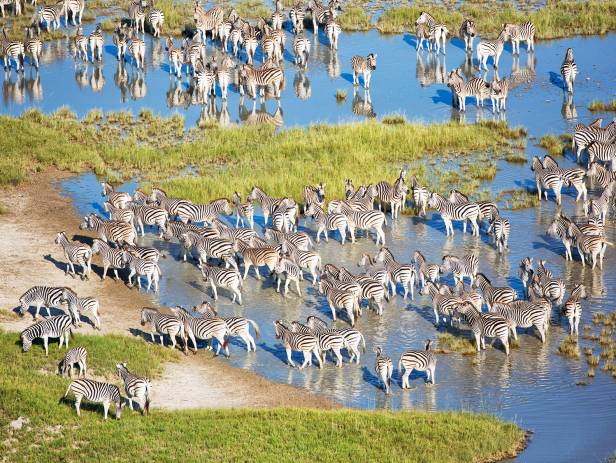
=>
[436,333,477,355]
[588,99,616,112]
[496,188,539,210]
[338,3,373,31]
[235,0,271,20]
[538,134,565,157]
[587,355,600,367]
[382,114,407,125]
[558,336,580,359]
[335,89,347,102]
[0,332,525,462]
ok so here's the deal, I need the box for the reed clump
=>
[558,336,580,359]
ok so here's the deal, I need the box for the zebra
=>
[442,254,478,287]
[374,347,393,393]
[216,55,234,100]
[560,47,577,93]
[172,306,230,356]
[573,120,616,162]
[410,175,429,217]
[122,250,161,292]
[566,222,612,269]
[290,320,344,367]
[306,315,365,363]
[476,30,507,71]
[123,243,162,263]
[412,250,441,287]
[374,247,417,300]
[293,34,311,66]
[518,257,534,296]
[459,19,477,52]
[80,214,136,246]
[289,2,305,33]
[318,278,360,327]
[74,25,88,61]
[211,219,257,245]
[140,307,187,352]
[304,203,349,245]
[247,186,285,225]
[36,3,62,32]
[260,28,281,64]
[129,204,168,237]
[232,238,278,280]
[128,27,146,70]
[104,201,135,224]
[586,161,616,188]
[307,0,336,35]
[547,214,575,261]
[331,266,389,315]
[562,284,586,336]
[487,214,510,253]
[61,288,101,330]
[415,11,448,55]
[194,2,223,42]
[490,77,509,112]
[24,27,42,69]
[428,192,480,236]
[531,259,565,305]
[161,221,216,244]
[273,320,321,369]
[63,0,84,25]
[372,179,406,219]
[228,23,243,58]
[419,281,462,326]
[216,9,235,51]
[166,36,182,78]
[273,257,303,296]
[455,301,510,355]
[128,0,146,33]
[448,73,491,112]
[88,23,104,63]
[344,178,355,199]
[265,228,313,251]
[271,198,299,233]
[491,301,548,343]
[101,182,131,209]
[399,340,437,388]
[340,202,387,245]
[280,239,321,285]
[415,22,432,52]
[540,155,587,202]
[242,28,259,65]
[59,346,87,378]
[239,63,284,99]
[193,58,215,102]
[116,363,151,414]
[587,143,616,171]
[54,232,92,279]
[502,21,536,55]
[21,314,75,355]
[325,15,341,50]
[584,182,616,223]
[531,156,564,205]
[472,273,517,310]
[1,27,24,72]
[199,262,243,304]
[183,34,205,76]
[112,24,128,61]
[194,301,260,351]
[19,285,70,322]
[62,379,122,420]
[147,0,164,37]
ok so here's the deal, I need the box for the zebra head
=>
[54,231,67,245]
[424,339,433,351]
[366,53,377,71]
[462,19,476,38]
[414,11,431,27]
[273,319,286,338]
[194,300,217,317]
[21,332,32,352]
[79,215,92,231]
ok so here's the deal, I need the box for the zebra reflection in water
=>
[352,88,375,118]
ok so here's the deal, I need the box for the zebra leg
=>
[286,347,296,367]
[402,369,411,389]
[74,395,82,417]
[295,279,301,297]
[42,335,49,356]
[128,397,134,410]
[329,300,337,321]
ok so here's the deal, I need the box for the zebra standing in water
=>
[80,214,137,246]
[518,257,534,296]
[428,192,480,236]
[194,3,223,42]
[117,363,151,414]
[459,19,477,52]
[472,273,517,310]
[307,0,334,35]
[566,222,612,269]
[24,27,42,69]
[147,0,164,37]
[166,37,182,78]
[531,156,564,205]
[399,340,437,388]
[1,27,24,72]
[274,257,303,296]
[541,154,587,202]
[340,203,387,246]
[128,27,146,71]
[36,3,62,31]
[91,239,125,280]
[502,22,536,54]
[88,24,104,63]
[59,346,88,377]
[447,69,491,111]
[122,250,161,292]
[239,63,284,99]
[304,203,349,245]
[21,314,75,355]
[374,247,417,300]
[487,214,511,253]
[491,300,549,343]
[61,287,101,330]
[318,279,361,327]
[55,232,92,279]
[19,286,65,320]
[63,0,85,25]
[410,175,429,216]
[562,284,586,336]
[351,53,377,90]
[455,301,510,355]
[415,11,448,55]
[130,203,168,237]
[442,254,479,287]
[128,0,146,33]
[74,25,88,61]
[293,34,311,66]
[281,240,321,285]
[199,262,243,304]
[530,259,565,305]
[306,315,365,363]
[104,201,134,224]
[141,307,187,352]
[476,30,507,71]
[194,301,260,352]
[63,379,123,420]
[101,182,131,209]
[289,2,305,33]
[216,55,234,100]
[325,13,341,50]
[231,192,255,229]
[412,250,441,287]
[289,321,345,367]
[573,120,616,162]
[273,320,321,369]
[374,347,393,393]
[560,48,577,93]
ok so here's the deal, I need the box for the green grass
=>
[496,188,539,210]
[436,333,477,355]
[338,3,373,31]
[0,332,526,462]
[588,99,616,112]
[234,0,271,20]
[538,134,565,157]
[0,111,525,202]
[376,0,616,39]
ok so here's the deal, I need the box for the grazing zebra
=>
[117,363,151,414]
[128,0,146,33]
[233,238,278,280]
[304,203,349,245]
[24,27,42,69]
[318,278,361,327]
[573,120,616,162]
[128,28,146,70]
[412,250,441,287]
[80,214,136,246]
[194,301,260,351]
[306,315,365,363]
[19,286,65,320]
[455,301,510,355]
[491,301,548,343]
[274,257,303,296]
[531,156,564,205]
[21,314,75,355]
[129,204,168,237]
[410,175,429,216]
[265,228,313,251]
[89,23,104,63]
[293,34,311,66]
[325,15,341,50]
[101,182,131,209]
[399,340,437,388]
[289,2,305,33]
[374,247,417,300]
[273,320,321,369]
[172,306,229,356]
[166,37,182,78]
[540,155,587,202]
[586,161,616,188]
[502,21,536,54]
[415,11,448,55]
[122,250,161,292]
[63,0,84,25]
[290,320,344,367]
[194,2,223,42]
[442,254,478,287]
[104,201,134,224]
[1,27,24,72]
[199,262,243,304]
[530,260,565,304]
[61,288,101,330]
[562,284,586,336]
[140,307,187,352]
[490,77,509,112]
[55,232,92,279]
[239,63,284,99]
[487,214,510,253]
[351,54,378,89]
[472,273,517,310]
[428,192,480,236]
[459,19,477,52]
[560,47,577,93]
[59,346,87,378]
[74,25,88,61]
[63,379,122,420]
[147,0,164,37]
[566,222,612,269]
[374,347,393,393]
[340,203,387,245]
[476,30,507,71]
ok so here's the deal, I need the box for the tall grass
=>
[0,332,526,462]
[588,99,616,112]
[338,4,373,31]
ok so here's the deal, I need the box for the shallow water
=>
[61,171,616,462]
[2,23,616,138]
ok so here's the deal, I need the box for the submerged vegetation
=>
[436,333,477,355]
[496,189,539,210]
[0,332,525,462]
[0,110,526,202]
[538,134,567,157]
[559,336,581,359]
[588,99,616,112]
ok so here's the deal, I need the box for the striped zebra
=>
[531,156,564,205]
[357,253,392,289]
[476,30,507,71]
[374,347,393,393]
[199,262,243,304]
[518,256,534,296]
[448,72,491,112]
[104,201,134,224]
[178,231,234,266]
[21,314,75,355]
[306,315,365,363]
[271,199,299,234]
[61,288,101,330]
[442,254,478,287]
[74,25,88,61]
[233,238,278,280]
[340,202,386,245]
[290,320,344,367]
[573,120,616,161]
[55,232,92,279]
[117,363,151,414]
[412,250,441,287]
[194,2,223,42]
[24,27,42,69]
[304,203,349,245]
[128,27,146,70]
[194,301,259,351]
[128,0,146,33]
[36,3,62,31]
[228,23,243,58]
[122,250,161,292]
[146,0,164,37]
[491,301,548,343]
[216,55,234,100]
[216,9,235,51]
[211,219,257,245]
[80,214,136,246]
[540,155,587,202]
[265,228,313,251]
[415,22,431,52]
[231,192,255,229]
[410,175,429,216]
[193,58,215,103]
[172,306,229,356]
[490,77,509,112]
[239,63,284,99]
[129,204,168,237]
[487,214,510,253]
[566,222,612,269]
[273,320,321,369]
[455,301,510,355]
[183,34,205,76]
[166,37,182,78]
[161,221,217,244]
[325,15,341,50]
[344,179,355,199]
[399,340,437,388]
[274,257,303,296]
[318,278,360,327]
[270,0,283,29]
[59,346,87,377]
[472,273,517,310]
[101,182,131,209]
[428,192,480,236]
[243,28,259,65]
[584,182,615,222]
[586,161,616,188]
[260,27,281,63]
[1,27,24,72]
[248,186,286,225]
[280,239,321,285]
[333,266,389,315]
[372,179,406,219]
[562,284,586,336]
[560,47,577,93]
[459,19,477,52]
[140,307,187,352]
[419,281,462,326]
[123,243,162,262]
[289,2,305,33]
[374,247,417,300]
[63,0,84,25]
[502,21,535,55]
[293,34,311,66]
[530,259,565,305]
[351,53,377,89]
[587,143,616,170]
[19,285,65,320]
[307,0,336,35]
[89,23,104,62]
[415,11,448,55]
[63,379,122,420]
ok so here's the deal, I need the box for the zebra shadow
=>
[531,238,564,257]
[257,339,295,366]
[449,37,468,52]
[12,303,68,320]
[549,71,565,90]
[413,302,440,326]
[340,72,355,85]
[361,365,383,389]
[402,33,416,49]
[104,45,120,59]
[431,89,453,106]
[128,327,188,352]
[59,397,120,418]
[91,202,106,215]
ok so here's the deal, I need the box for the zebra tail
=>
[360,333,366,352]
[397,358,402,375]
[604,241,615,247]
[384,289,391,303]
[144,379,151,414]
[248,319,261,339]
[60,382,72,403]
